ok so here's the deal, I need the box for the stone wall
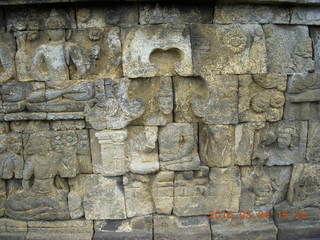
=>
[0,1,319,240]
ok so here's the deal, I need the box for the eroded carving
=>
[122,24,192,78]
[128,76,173,125]
[285,73,320,120]
[159,123,200,171]
[239,74,286,122]
[191,24,267,75]
[85,78,145,130]
[0,32,16,83]
[253,121,308,166]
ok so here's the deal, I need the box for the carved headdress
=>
[45,9,66,29]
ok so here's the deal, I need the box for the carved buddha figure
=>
[31,9,88,85]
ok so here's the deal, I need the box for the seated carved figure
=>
[31,9,90,85]
[6,133,69,220]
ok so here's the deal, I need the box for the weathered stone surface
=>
[27,220,93,240]
[199,123,257,167]
[94,216,152,240]
[68,174,126,220]
[128,77,173,126]
[0,179,5,216]
[173,76,207,122]
[192,24,267,75]
[240,166,291,211]
[122,24,193,78]
[263,24,314,73]
[10,121,49,133]
[152,171,174,214]
[7,6,76,31]
[192,75,238,124]
[291,7,320,25]
[68,27,122,79]
[85,78,144,130]
[50,120,86,131]
[239,74,286,122]
[174,167,241,216]
[211,212,278,240]
[140,3,212,24]
[154,215,211,240]
[214,4,290,24]
[77,4,138,28]
[307,121,320,163]
[288,164,320,208]
[311,27,320,72]
[274,201,320,240]
[0,218,27,240]
[90,129,127,176]
[159,123,200,171]
[252,121,308,165]
[0,133,23,179]
[0,31,16,83]
[284,73,320,120]
[123,174,154,218]
[127,126,159,174]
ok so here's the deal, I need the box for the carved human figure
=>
[159,123,200,171]
[0,134,23,179]
[31,9,89,84]
[85,78,145,130]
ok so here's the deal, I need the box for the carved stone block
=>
[140,3,212,24]
[123,174,154,218]
[159,123,200,171]
[77,4,138,29]
[239,74,286,122]
[291,7,320,25]
[85,79,144,130]
[274,201,320,240]
[288,164,320,208]
[127,126,159,174]
[240,166,291,211]
[252,121,308,166]
[173,76,208,122]
[10,121,49,133]
[191,24,267,75]
[199,123,257,167]
[68,174,126,220]
[152,171,174,214]
[211,212,278,240]
[263,24,314,73]
[94,216,153,240]
[0,179,5,216]
[23,130,92,179]
[128,77,173,126]
[284,73,320,120]
[0,132,23,179]
[154,215,211,240]
[90,129,128,176]
[0,32,16,83]
[50,120,86,131]
[0,218,27,240]
[68,27,122,79]
[214,4,290,24]
[27,220,93,240]
[174,167,241,216]
[122,24,193,78]
[311,27,320,72]
[307,121,320,163]
[7,7,76,31]
[191,75,238,124]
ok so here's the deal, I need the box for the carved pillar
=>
[94,129,127,176]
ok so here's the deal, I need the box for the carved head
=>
[277,124,296,149]
[45,9,66,41]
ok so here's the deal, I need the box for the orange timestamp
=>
[209,210,309,220]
